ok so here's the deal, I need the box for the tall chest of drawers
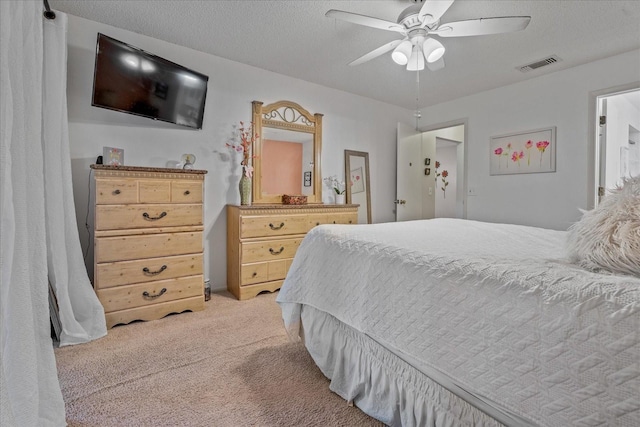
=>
[91,165,207,328]
[227,204,358,300]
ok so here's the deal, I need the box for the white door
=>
[396,122,423,221]
[597,98,607,205]
[596,89,640,206]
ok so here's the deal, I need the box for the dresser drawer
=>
[241,215,309,238]
[240,259,289,285]
[95,253,203,289]
[96,275,203,312]
[241,238,302,263]
[95,231,202,263]
[96,204,202,230]
[172,181,203,203]
[96,179,138,204]
[139,180,171,203]
[328,213,357,225]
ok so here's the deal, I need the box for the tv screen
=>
[92,33,208,129]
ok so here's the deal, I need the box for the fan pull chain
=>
[414,70,421,130]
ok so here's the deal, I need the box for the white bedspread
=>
[277,219,640,426]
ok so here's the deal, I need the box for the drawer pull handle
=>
[333,221,336,224]
[142,288,167,299]
[349,220,352,224]
[113,189,121,195]
[184,190,191,195]
[143,211,167,221]
[142,265,167,275]
[269,222,285,230]
[269,247,284,255]
[316,222,320,226]
[252,272,257,277]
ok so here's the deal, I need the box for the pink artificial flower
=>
[525,140,533,149]
[494,148,503,155]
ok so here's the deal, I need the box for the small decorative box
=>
[282,194,307,205]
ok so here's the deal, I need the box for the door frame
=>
[588,81,640,209]
[419,118,469,219]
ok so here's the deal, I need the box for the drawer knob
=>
[252,272,257,277]
[113,189,121,195]
[316,222,320,226]
[269,222,285,230]
[143,211,167,221]
[142,288,167,299]
[269,247,284,255]
[349,220,352,224]
[142,265,167,275]
[184,190,191,195]
[333,221,336,224]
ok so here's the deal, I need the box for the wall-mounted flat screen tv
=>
[92,33,208,129]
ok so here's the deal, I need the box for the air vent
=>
[517,55,562,73]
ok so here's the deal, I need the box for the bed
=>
[276,218,640,427]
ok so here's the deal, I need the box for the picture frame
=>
[425,158,431,166]
[490,126,556,175]
[425,168,431,176]
[303,171,312,187]
[103,146,124,166]
[350,167,365,194]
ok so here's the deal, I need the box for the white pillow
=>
[566,176,640,277]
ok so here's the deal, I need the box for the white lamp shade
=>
[391,40,413,65]
[406,45,425,71]
[422,38,445,63]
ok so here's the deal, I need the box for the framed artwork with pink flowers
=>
[490,126,556,175]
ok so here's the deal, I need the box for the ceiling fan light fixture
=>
[406,45,424,71]
[422,38,445,63]
[391,40,413,65]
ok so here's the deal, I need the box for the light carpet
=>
[54,291,383,426]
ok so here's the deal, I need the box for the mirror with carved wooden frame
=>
[345,150,372,223]
[251,100,322,204]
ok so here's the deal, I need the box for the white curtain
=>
[1,1,105,425]
[43,9,106,347]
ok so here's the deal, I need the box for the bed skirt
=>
[299,304,504,427]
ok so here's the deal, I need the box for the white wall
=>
[435,144,458,218]
[65,15,412,291]
[418,49,640,230]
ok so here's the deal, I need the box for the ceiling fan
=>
[326,0,531,71]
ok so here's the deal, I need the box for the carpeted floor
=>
[54,291,383,426]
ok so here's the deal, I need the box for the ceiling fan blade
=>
[349,39,403,66]
[432,16,531,37]
[427,57,445,71]
[419,0,455,25]
[326,9,406,34]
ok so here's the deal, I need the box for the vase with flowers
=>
[227,121,258,205]
[324,175,346,204]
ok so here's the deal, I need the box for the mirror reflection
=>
[345,150,372,223]
[261,127,314,197]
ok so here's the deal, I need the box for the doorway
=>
[396,121,466,221]
[594,87,640,206]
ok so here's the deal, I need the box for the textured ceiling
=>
[50,0,640,110]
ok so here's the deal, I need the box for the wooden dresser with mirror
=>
[227,100,358,300]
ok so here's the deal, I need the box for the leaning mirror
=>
[252,101,322,204]
[345,150,372,223]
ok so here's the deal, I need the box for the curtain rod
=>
[43,0,56,20]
